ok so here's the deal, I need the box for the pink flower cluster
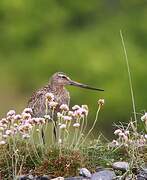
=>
[0,108,46,145]
[111,126,147,148]
[57,104,88,129]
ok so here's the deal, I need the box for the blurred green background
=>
[0,0,147,138]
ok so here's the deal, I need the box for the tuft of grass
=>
[120,30,137,123]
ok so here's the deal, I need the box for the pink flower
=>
[112,140,119,146]
[5,130,12,135]
[14,114,22,120]
[23,108,33,114]
[114,129,122,135]
[73,122,80,128]
[22,134,30,139]
[45,93,54,101]
[7,110,16,117]
[49,101,58,108]
[22,112,31,120]
[60,104,69,111]
[141,113,147,121]
[72,105,80,110]
[63,116,72,121]
[60,124,66,129]
[0,141,6,145]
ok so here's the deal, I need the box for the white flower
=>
[7,110,16,117]
[98,99,105,106]
[0,141,6,145]
[118,132,125,137]
[122,134,128,141]
[45,93,54,101]
[114,129,122,135]
[60,104,69,111]
[68,111,75,117]
[14,123,18,127]
[141,113,147,121]
[73,122,80,128]
[74,108,88,117]
[0,127,4,131]
[1,118,8,124]
[112,140,119,146]
[14,114,22,120]
[82,105,88,111]
[44,115,51,119]
[23,108,33,114]
[145,134,147,139]
[57,112,63,118]
[72,105,80,110]
[22,134,30,139]
[49,101,58,108]
[5,130,12,135]
[2,134,8,138]
[124,130,129,135]
[22,112,31,120]
[63,116,72,121]
[59,124,66,129]
[58,138,62,144]
[38,118,46,124]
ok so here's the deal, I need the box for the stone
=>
[16,175,29,180]
[36,175,50,180]
[137,167,147,180]
[91,170,116,180]
[28,174,34,179]
[65,177,88,180]
[95,167,105,172]
[79,168,92,178]
[51,177,64,180]
[112,161,129,171]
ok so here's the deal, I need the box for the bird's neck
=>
[50,84,65,92]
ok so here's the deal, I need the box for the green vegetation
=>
[0,98,146,179]
[0,1,147,137]
[0,1,147,179]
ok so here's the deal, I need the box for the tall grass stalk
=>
[80,105,101,146]
[120,30,137,125]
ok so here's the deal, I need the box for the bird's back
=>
[28,84,70,117]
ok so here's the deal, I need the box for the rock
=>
[28,175,34,179]
[51,177,64,180]
[36,175,50,180]
[95,167,105,172]
[16,175,30,180]
[91,170,116,180]
[141,166,147,173]
[112,161,129,172]
[137,166,147,180]
[65,177,87,180]
[79,168,92,178]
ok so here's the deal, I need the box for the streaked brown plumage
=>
[28,72,104,118]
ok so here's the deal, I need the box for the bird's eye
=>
[58,74,67,79]
[62,76,67,79]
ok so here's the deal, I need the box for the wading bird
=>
[28,72,104,142]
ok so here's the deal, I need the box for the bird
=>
[28,72,104,142]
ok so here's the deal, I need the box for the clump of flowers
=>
[109,114,147,169]
[0,94,104,151]
[0,108,47,145]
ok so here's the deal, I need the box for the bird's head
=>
[50,72,104,91]
[50,72,71,86]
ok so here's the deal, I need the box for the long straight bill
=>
[69,80,104,91]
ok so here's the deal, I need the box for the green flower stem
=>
[80,105,101,146]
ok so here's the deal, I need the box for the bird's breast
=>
[53,88,70,106]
